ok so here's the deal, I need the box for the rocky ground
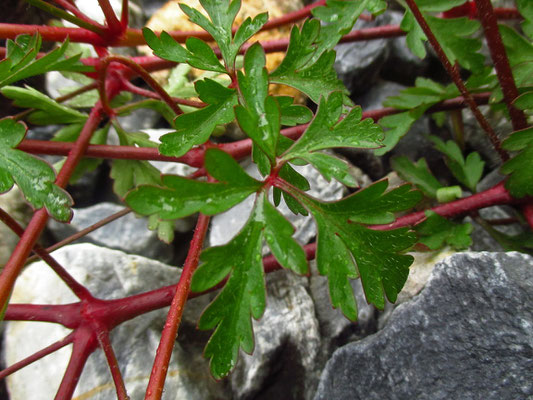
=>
[1,0,532,399]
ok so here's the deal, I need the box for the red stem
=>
[0,208,93,300]
[145,213,211,400]
[0,333,74,379]
[523,204,533,230]
[474,0,528,132]
[0,104,105,319]
[53,0,107,31]
[404,0,509,162]
[121,80,206,108]
[98,0,123,35]
[55,325,98,400]
[25,208,132,264]
[95,326,129,400]
[16,93,491,167]
[100,55,183,116]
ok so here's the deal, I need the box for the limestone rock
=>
[315,252,533,400]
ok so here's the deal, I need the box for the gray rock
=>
[309,261,375,345]
[334,13,392,95]
[4,243,226,400]
[47,202,174,262]
[231,270,321,400]
[315,252,533,400]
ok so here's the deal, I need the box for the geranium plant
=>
[0,0,531,398]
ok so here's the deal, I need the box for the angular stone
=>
[4,244,226,400]
[334,13,392,95]
[47,202,174,263]
[315,252,533,400]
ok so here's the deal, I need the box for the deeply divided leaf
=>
[501,127,533,198]
[416,211,473,250]
[191,194,307,378]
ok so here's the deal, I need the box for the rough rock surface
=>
[4,244,226,400]
[315,252,533,400]
[47,202,174,262]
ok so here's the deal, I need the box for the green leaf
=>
[401,10,484,72]
[159,79,237,157]
[235,43,280,165]
[179,0,266,69]
[501,126,533,198]
[374,110,422,156]
[0,118,72,221]
[191,195,264,379]
[262,197,308,275]
[283,92,383,161]
[278,163,309,216]
[311,0,369,61]
[1,85,87,125]
[142,28,226,73]
[416,211,473,250]
[191,193,308,378]
[126,148,261,219]
[277,96,313,126]
[517,0,533,39]
[391,156,443,198]
[270,20,347,103]
[428,136,484,191]
[412,0,467,13]
[436,186,462,203]
[282,180,420,314]
[0,34,92,88]
[383,77,447,110]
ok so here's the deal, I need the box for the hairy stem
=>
[474,0,528,131]
[95,326,129,400]
[404,0,509,162]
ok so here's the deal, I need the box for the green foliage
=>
[284,180,421,315]
[159,79,237,157]
[1,85,87,125]
[270,19,348,103]
[0,34,92,88]
[191,194,307,378]
[416,211,473,250]
[0,118,72,221]
[391,156,443,198]
[428,136,484,192]
[501,127,533,198]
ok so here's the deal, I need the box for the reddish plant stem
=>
[474,0,528,131]
[523,204,533,230]
[0,333,74,379]
[145,213,211,400]
[121,80,206,108]
[25,208,132,264]
[55,325,98,400]
[404,0,509,162]
[55,81,99,103]
[100,55,183,116]
[260,0,326,30]
[0,208,92,300]
[95,326,129,400]
[0,7,520,46]
[97,0,123,35]
[17,93,491,166]
[4,303,81,326]
[121,0,129,29]
[53,0,107,31]
[0,23,106,45]
[0,103,105,317]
